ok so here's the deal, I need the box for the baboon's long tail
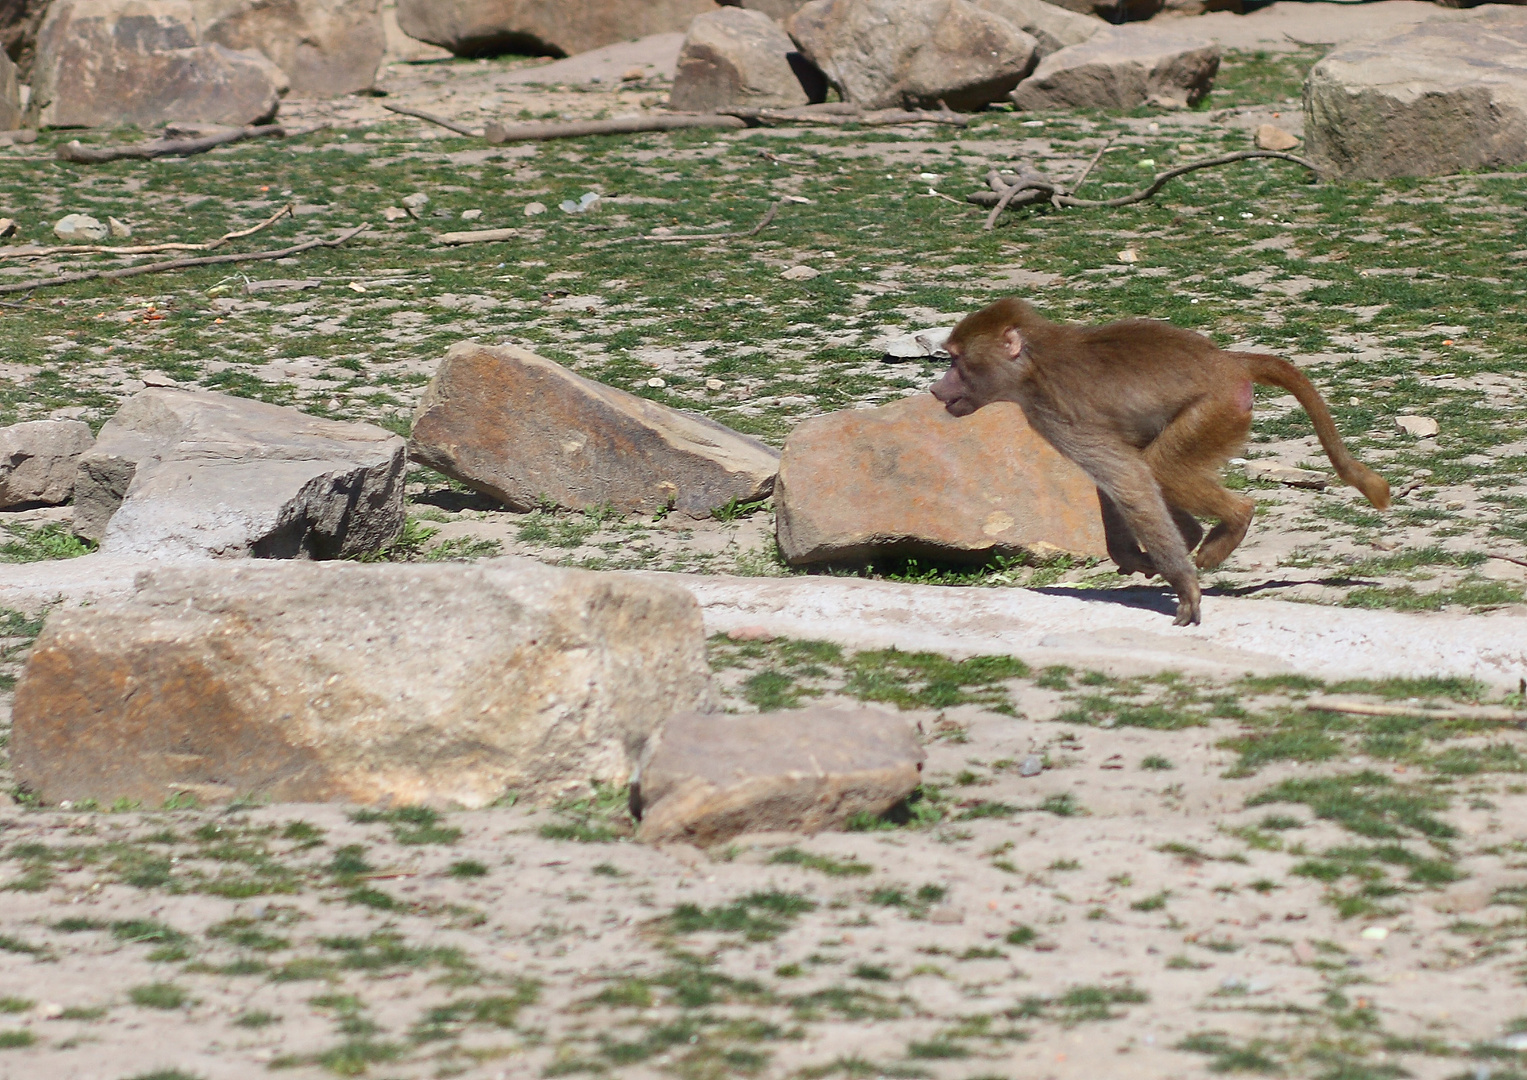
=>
[1237,352,1391,509]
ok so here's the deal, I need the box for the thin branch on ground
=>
[484,113,747,144]
[55,124,324,164]
[0,223,369,296]
[612,200,783,244]
[381,103,485,138]
[0,204,296,260]
[1304,695,1525,723]
[971,150,1321,225]
[1070,135,1118,196]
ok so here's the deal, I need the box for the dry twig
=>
[0,204,296,260]
[0,223,370,296]
[614,201,784,244]
[1304,695,1526,724]
[485,114,747,144]
[381,103,485,138]
[56,124,322,163]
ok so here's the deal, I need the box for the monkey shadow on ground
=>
[1034,576,1379,614]
[411,488,505,514]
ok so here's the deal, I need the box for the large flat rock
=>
[11,559,717,808]
[1010,23,1218,110]
[199,0,385,98]
[395,0,715,58]
[409,341,779,519]
[634,707,924,846]
[775,393,1107,566]
[1304,6,1527,180]
[73,388,405,561]
[27,0,288,129]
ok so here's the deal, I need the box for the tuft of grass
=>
[447,859,489,878]
[0,1030,35,1049]
[668,891,817,941]
[128,983,189,1010]
[0,523,94,562]
[349,804,462,845]
[767,847,873,876]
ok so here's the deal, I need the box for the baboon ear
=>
[1002,326,1025,360]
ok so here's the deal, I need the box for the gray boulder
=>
[0,0,51,79]
[73,388,405,560]
[671,6,826,113]
[1037,0,1162,22]
[633,707,924,845]
[0,46,17,130]
[734,0,813,20]
[1305,7,1527,180]
[1011,23,1218,111]
[0,419,94,508]
[12,559,717,808]
[788,0,1040,111]
[199,0,386,98]
[409,342,780,519]
[395,0,716,58]
[27,0,288,129]
[971,0,1101,56]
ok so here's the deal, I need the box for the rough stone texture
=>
[0,0,50,79]
[733,0,812,20]
[11,559,718,808]
[633,707,923,845]
[395,0,716,58]
[787,0,1040,111]
[72,388,405,560]
[1038,0,1162,21]
[199,0,385,98]
[27,0,289,129]
[0,44,18,130]
[1304,7,1527,180]
[774,393,1107,566]
[409,341,780,519]
[1011,24,1218,110]
[670,6,826,112]
[0,420,94,508]
[971,0,1101,56]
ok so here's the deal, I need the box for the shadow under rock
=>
[411,488,506,514]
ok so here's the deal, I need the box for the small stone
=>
[36,1003,63,1020]
[559,199,582,214]
[781,265,820,281]
[646,377,667,389]
[1395,415,1439,437]
[1360,926,1389,940]
[461,208,483,220]
[1446,500,1465,511]
[0,218,14,238]
[1243,461,1329,489]
[1117,247,1139,264]
[875,326,952,360]
[1497,1033,1527,1052]
[1255,123,1300,151]
[141,372,182,388]
[107,216,132,238]
[524,202,547,216]
[401,192,430,217]
[928,905,964,925]
[1018,755,1043,777]
[726,625,773,641]
[53,213,107,242]
[622,66,645,81]
[705,378,724,391]
[382,206,409,221]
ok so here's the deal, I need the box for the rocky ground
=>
[2,3,1527,1078]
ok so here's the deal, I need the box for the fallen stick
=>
[484,113,747,144]
[969,150,1321,220]
[438,227,519,245]
[381,102,485,138]
[55,124,320,164]
[0,204,295,260]
[614,200,782,243]
[1304,695,1526,724]
[0,223,369,296]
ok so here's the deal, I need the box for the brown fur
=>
[931,298,1390,626]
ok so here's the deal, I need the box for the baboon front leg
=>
[1100,489,1204,577]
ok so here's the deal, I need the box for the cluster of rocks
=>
[671,0,1220,115]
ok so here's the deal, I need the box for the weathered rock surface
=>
[970,0,1101,56]
[0,0,50,79]
[53,213,105,242]
[787,0,1040,111]
[671,6,826,112]
[633,707,923,845]
[395,0,716,58]
[734,0,813,21]
[409,342,779,519]
[11,559,717,807]
[73,388,405,560]
[1010,24,1218,110]
[1038,0,1162,23]
[1304,7,1527,180]
[774,393,1107,566]
[0,44,18,130]
[200,0,385,98]
[28,0,289,129]
[0,419,94,508]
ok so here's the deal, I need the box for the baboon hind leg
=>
[1144,396,1255,571]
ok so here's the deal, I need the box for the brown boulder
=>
[12,559,717,808]
[0,45,17,130]
[0,419,94,508]
[787,0,1040,111]
[671,6,826,113]
[774,393,1106,566]
[200,0,386,98]
[1037,0,1162,21]
[633,707,924,845]
[0,0,50,79]
[409,342,780,519]
[1010,24,1218,111]
[27,0,288,129]
[395,0,716,58]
